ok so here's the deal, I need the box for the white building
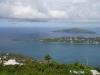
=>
[70,70,85,74]
[4,59,23,66]
[90,70,100,75]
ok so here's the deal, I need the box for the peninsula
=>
[36,36,100,44]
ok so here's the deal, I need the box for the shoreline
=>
[34,36,100,45]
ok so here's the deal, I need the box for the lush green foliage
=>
[0,53,93,75]
[0,62,93,75]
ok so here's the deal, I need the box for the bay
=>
[0,21,100,67]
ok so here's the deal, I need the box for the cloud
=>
[0,0,49,19]
[0,0,100,21]
[49,10,68,18]
[11,2,47,18]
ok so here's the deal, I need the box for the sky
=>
[0,0,100,21]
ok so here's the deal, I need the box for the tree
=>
[44,54,52,64]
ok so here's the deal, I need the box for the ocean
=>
[0,21,100,66]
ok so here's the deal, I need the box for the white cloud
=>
[49,10,67,18]
[0,0,49,19]
[72,0,87,4]
[0,0,100,20]
[11,2,46,18]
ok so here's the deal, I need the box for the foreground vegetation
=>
[0,53,96,75]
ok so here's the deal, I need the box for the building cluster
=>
[3,59,23,66]
[70,70,100,75]
[0,53,23,66]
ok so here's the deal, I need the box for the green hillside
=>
[0,53,93,75]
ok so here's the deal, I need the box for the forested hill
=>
[54,28,96,34]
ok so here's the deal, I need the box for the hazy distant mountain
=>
[54,28,96,34]
[0,16,66,22]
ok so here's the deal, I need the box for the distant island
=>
[54,28,96,34]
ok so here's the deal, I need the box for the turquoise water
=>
[0,21,100,66]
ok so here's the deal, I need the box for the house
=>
[70,70,85,74]
[4,59,23,66]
